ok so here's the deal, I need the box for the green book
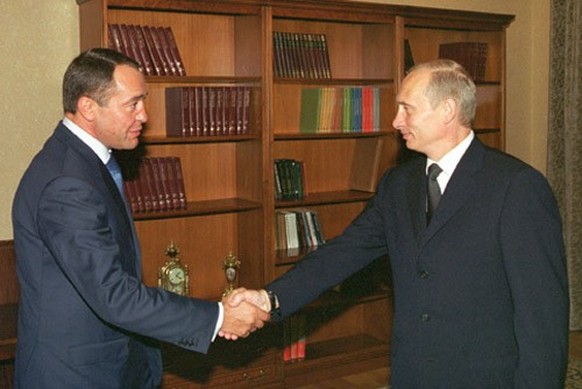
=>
[299,88,321,133]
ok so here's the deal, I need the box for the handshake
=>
[218,288,274,340]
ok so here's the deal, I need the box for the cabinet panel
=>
[404,27,503,82]
[135,214,239,299]
[273,19,395,80]
[107,9,262,78]
[76,1,513,386]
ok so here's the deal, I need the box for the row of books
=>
[121,157,187,214]
[165,86,251,137]
[438,42,488,82]
[274,159,306,201]
[275,209,325,256]
[300,87,381,134]
[108,23,186,77]
[283,313,307,363]
[273,31,331,79]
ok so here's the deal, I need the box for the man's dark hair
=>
[63,48,141,114]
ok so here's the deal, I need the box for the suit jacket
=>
[12,123,218,388]
[267,138,569,388]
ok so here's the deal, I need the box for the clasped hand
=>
[219,288,271,340]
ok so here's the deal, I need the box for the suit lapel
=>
[422,138,486,243]
[55,124,142,278]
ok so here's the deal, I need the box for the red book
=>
[167,157,187,209]
[126,25,147,74]
[163,157,179,210]
[215,87,224,135]
[137,158,155,212]
[296,314,306,361]
[226,86,237,135]
[165,87,189,137]
[187,87,195,136]
[173,157,187,209]
[235,87,243,134]
[208,87,216,136]
[148,158,166,211]
[122,180,138,214]
[283,320,292,363]
[192,87,202,136]
[241,87,251,134]
[289,314,298,362]
[133,24,154,76]
[163,26,186,76]
[155,26,178,76]
[141,25,164,76]
[107,24,123,54]
[201,86,209,136]
[117,24,133,58]
[156,157,173,210]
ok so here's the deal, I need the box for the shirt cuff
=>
[212,302,224,342]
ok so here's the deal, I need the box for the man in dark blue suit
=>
[11,48,268,388]
[227,60,569,388]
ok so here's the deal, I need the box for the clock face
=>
[168,266,185,285]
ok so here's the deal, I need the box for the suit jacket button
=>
[419,270,429,279]
[421,313,430,322]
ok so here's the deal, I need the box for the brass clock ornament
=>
[222,251,240,297]
[158,242,189,296]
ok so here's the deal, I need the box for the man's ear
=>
[441,98,457,125]
[77,96,97,122]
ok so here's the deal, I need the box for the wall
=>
[0,0,549,239]
[0,0,79,239]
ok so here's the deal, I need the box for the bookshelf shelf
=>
[133,198,262,221]
[274,78,395,86]
[145,76,262,85]
[275,189,373,208]
[142,134,259,145]
[283,334,389,387]
[71,0,513,387]
[274,131,392,141]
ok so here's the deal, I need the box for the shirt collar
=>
[426,130,474,176]
[62,116,112,164]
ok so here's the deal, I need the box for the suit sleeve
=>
[37,176,218,354]
[499,168,569,388]
[267,173,392,320]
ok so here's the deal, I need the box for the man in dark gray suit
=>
[226,59,569,388]
[12,48,268,388]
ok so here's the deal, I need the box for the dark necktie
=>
[106,155,125,196]
[427,163,443,224]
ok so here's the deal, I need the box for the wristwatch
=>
[266,290,280,317]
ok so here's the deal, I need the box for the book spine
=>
[208,87,216,136]
[133,25,154,76]
[171,157,187,209]
[141,25,163,76]
[164,27,186,76]
[165,87,187,137]
[147,25,169,75]
[164,156,180,210]
[107,24,124,54]
[148,158,166,211]
[192,86,202,136]
[126,25,147,74]
[156,157,172,210]
[156,26,177,76]
[318,34,332,78]
[201,86,209,136]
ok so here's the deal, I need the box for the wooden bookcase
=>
[75,0,514,387]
